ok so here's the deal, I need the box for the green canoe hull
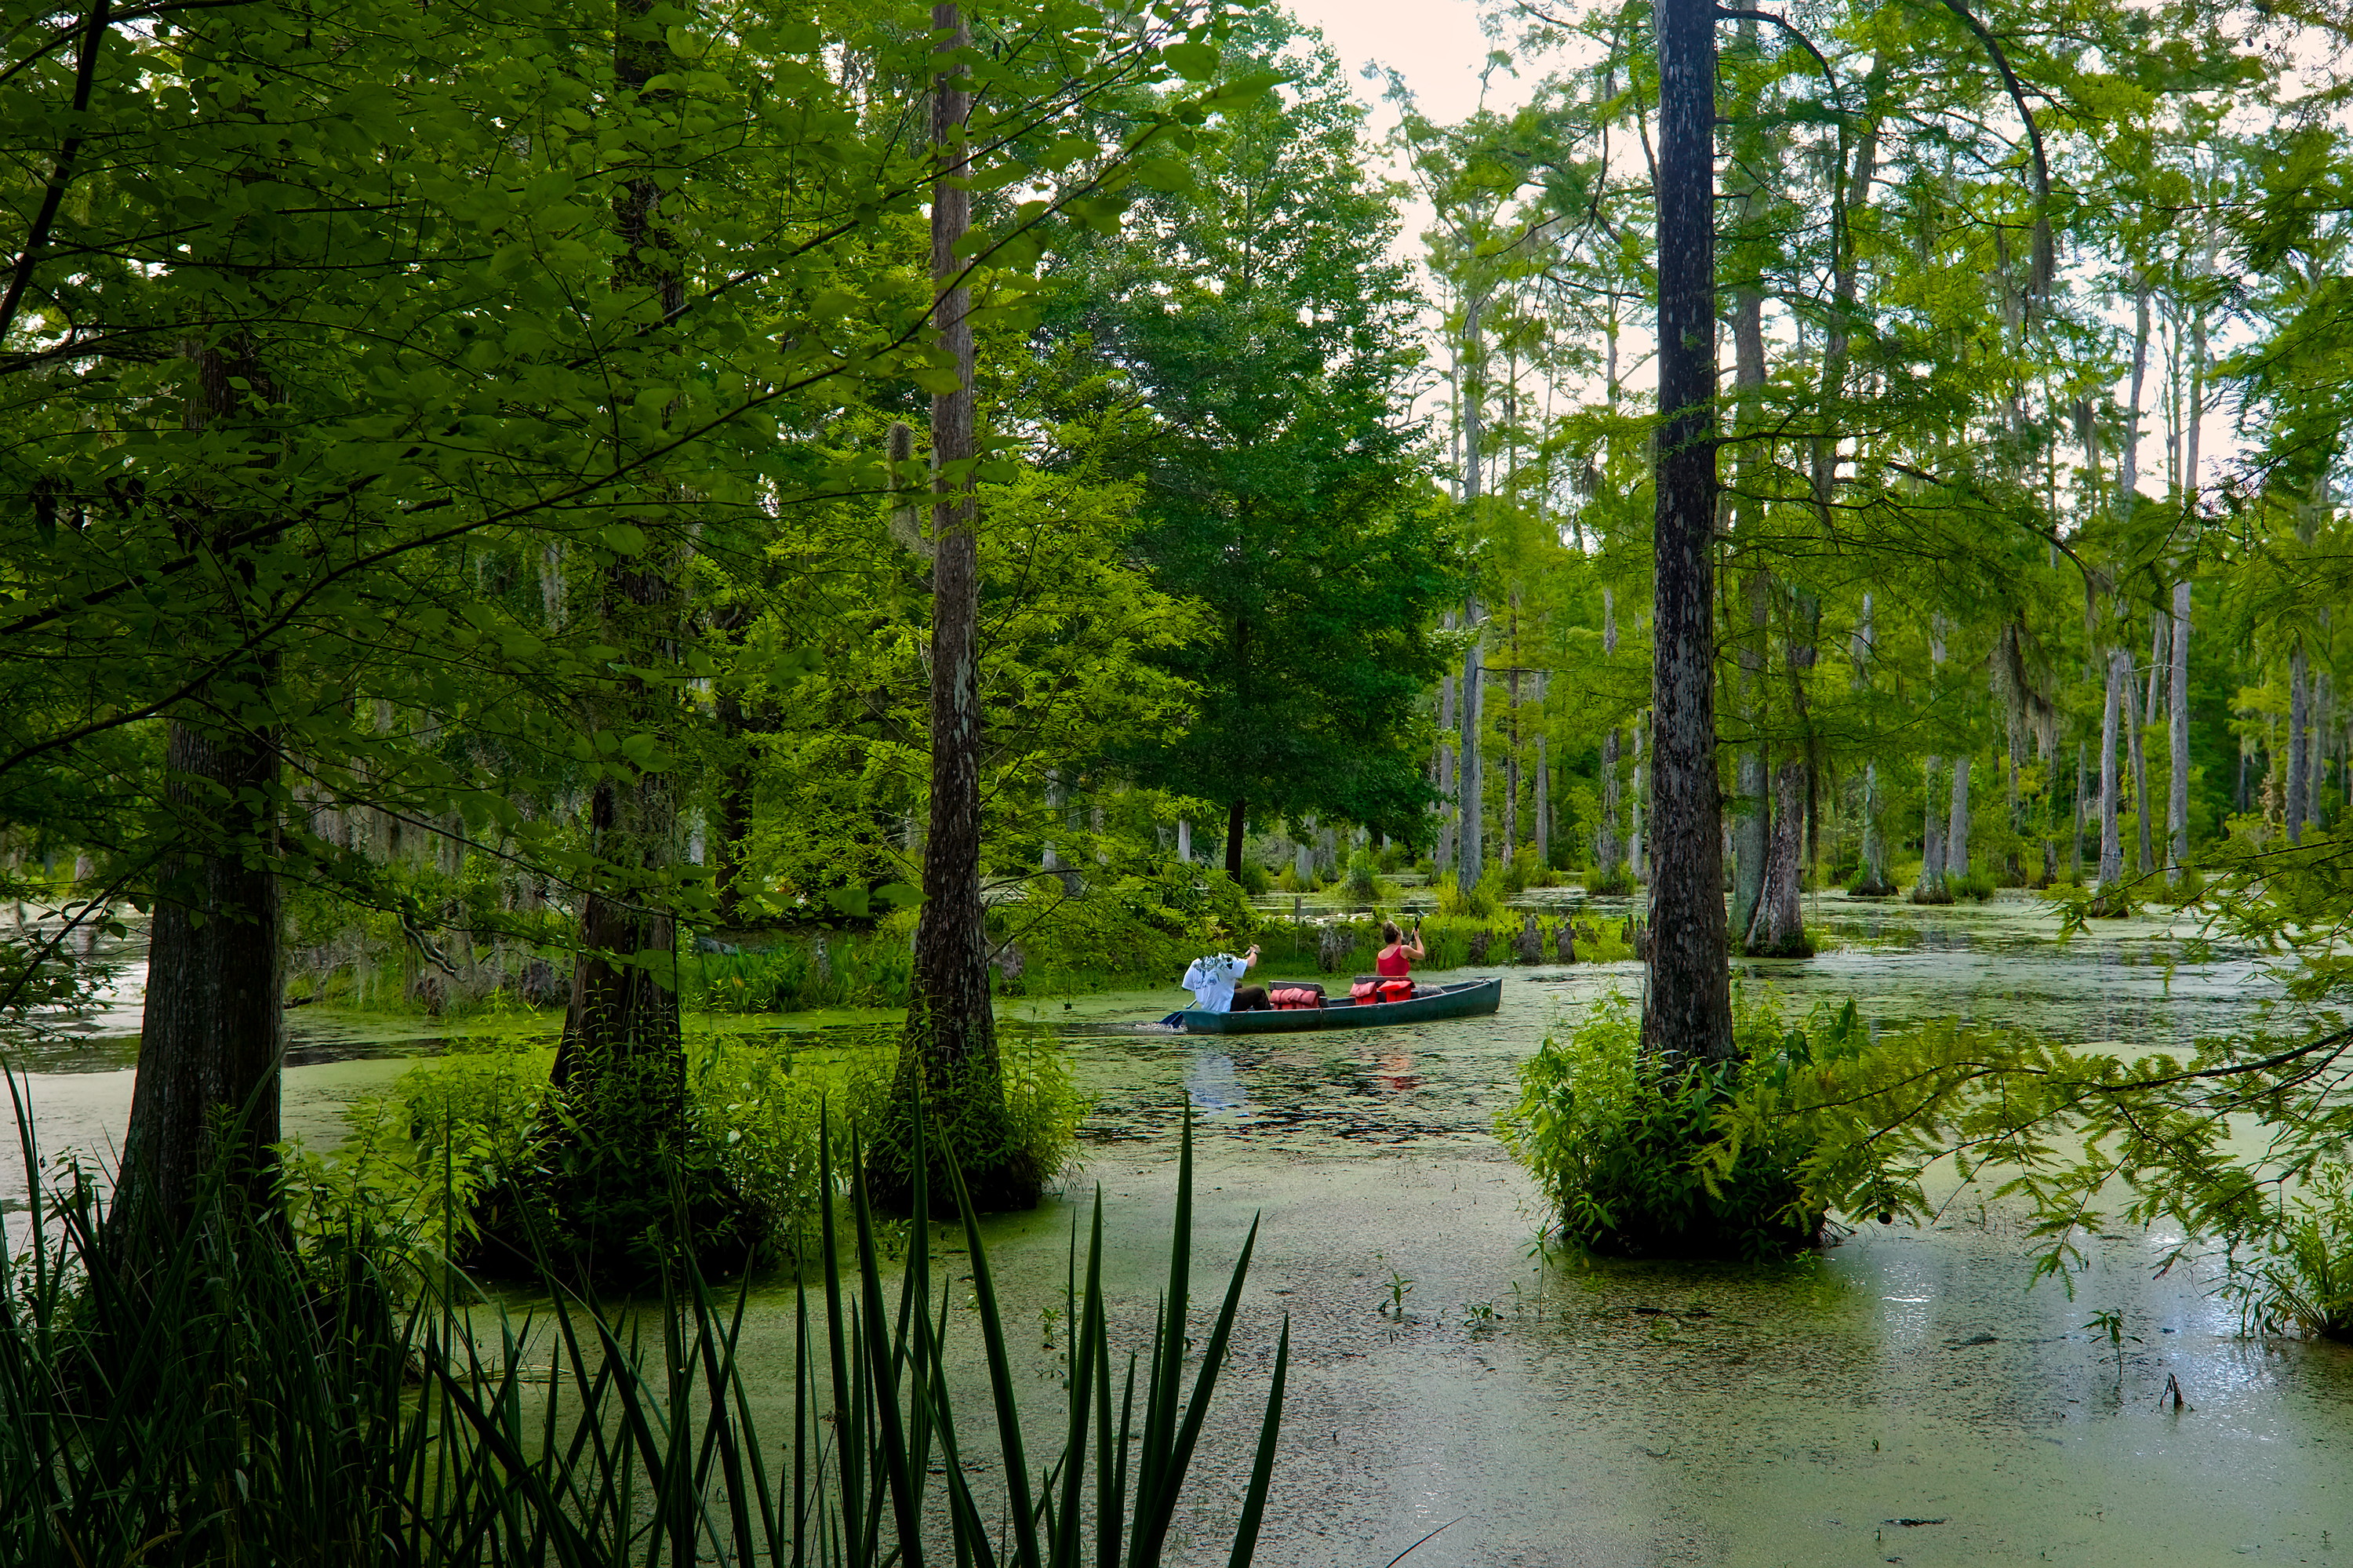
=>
[1176,977,1503,1034]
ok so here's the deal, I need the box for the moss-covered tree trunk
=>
[878,4,1035,1217]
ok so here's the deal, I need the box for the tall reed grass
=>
[1,1075,1285,1566]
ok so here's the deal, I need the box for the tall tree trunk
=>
[1533,671,1551,868]
[533,0,726,1275]
[1436,612,1458,875]
[1642,0,1732,1067]
[1946,756,1971,879]
[1918,756,1947,900]
[1629,710,1648,882]
[1729,133,1771,943]
[2287,648,2308,846]
[1753,759,1812,955]
[2072,741,2087,881]
[1731,568,1769,938]
[1853,594,1893,894]
[1458,607,1485,892]
[1224,798,1246,880]
[2120,280,2151,501]
[2098,649,2127,893]
[1456,297,1486,895]
[885,4,1029,1215]
[2128,644,2154,873]
[1860,762,1889,893]
[118,72,289,1231]
[122,700,285,1224]
[2168,580,2191,881]
[711,618,755,926]
[1597,591,1623,884]
[2311,658,2330,832]
[1175,817,1191,864]
[1504,602,1521,862]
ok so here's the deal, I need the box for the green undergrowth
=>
[1255,910,1638,977]
[282,1026,1086,1279]
[689,862,1264,1011]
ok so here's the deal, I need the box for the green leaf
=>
[1162,40,1220,80]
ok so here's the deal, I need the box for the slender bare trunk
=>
[1853,594,1892,893]
[1597,591,1622,882]
[2311,660,2330,832]
[1459,605,1485,891]
[1947,756,1971,879]
[2169,580,2190,880]
[1504,603,1522,860]
[1732,566,1769,937]
[2121,281,2150,500]
[1918,756,1946,898]
[1457,299,1486,895]
[1437,610,1458,874]
[2072,741,2086,881]
[1533,671,1551,866]
[2287,648,2308,846]
[2129,642,2154,873]
[1860,762,1888,891]
[2098,649,2127,892]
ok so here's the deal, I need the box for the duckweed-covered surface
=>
[7,891,2348,1566]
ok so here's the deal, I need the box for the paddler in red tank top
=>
[1374,919,1424,999]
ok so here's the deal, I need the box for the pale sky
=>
[1282,0,1513,129]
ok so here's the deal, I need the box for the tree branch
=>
[0,0,111,348]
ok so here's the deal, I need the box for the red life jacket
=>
[1269,984,1326,1010]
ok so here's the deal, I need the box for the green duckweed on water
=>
[5,893,2348,1566]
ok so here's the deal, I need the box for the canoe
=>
[1175,977,1502,1035]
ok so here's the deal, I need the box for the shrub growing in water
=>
[1501,996,1864,1261]
[1433,871,1502,920]
[2252,1164,2353,1342]
[285,1026,1086,1279]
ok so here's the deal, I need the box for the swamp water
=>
[5,892,2349,1565]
